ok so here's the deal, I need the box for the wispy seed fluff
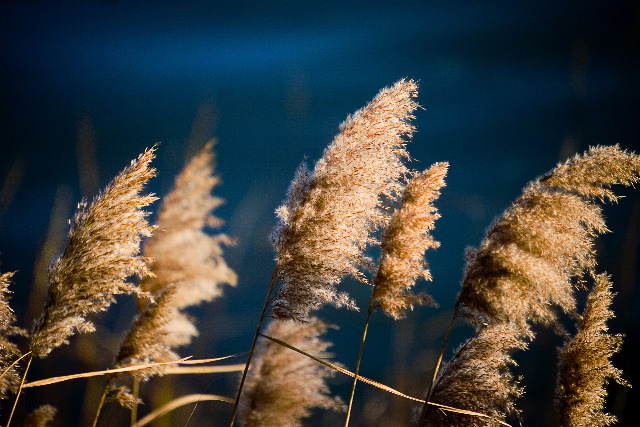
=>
[0,271,25,398]
[372,163,448,319]
[458,145,640,330]
[238,318,344,427]
[30,146,158,358]
[140,140,237,308]
[421,323,528,426]
[270,79,418,321]
[556,273,629,427]
[114,142,236,379]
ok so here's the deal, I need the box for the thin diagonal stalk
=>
[344,301,375,426]
[418,299,460,425]
[5,354,32,427]
[259,333,511,427]
[227,268,278,426]
[130,377,140,427]
[91,384,110,427]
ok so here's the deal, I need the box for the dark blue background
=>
[1,1,638,425]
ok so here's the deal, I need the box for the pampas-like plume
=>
[238,318,344,427]
[0,271,25,398]
[372,162,448,319]
[25,404,57,427]
[420,323,528,426]
[556,273,629,427]
[270,79,418,321]
[30,146,158,358]
[113,287,196,380]
[458,145,640,330]
[141,140,237,308]
[113,142,236,380]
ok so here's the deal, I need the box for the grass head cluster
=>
[0,79,636,427]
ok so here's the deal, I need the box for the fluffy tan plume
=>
[25,404,57,427]
[270,79,419,321]
[141,140,237,308]
[238,318,344,426]
[556,273,629,427]
[421,322,528,426]
[112,142,235,386]
[0,271,25,398]
[458,145,640,330]
[372,162,448,319]
[30,146,158,358]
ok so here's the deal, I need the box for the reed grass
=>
[0,80,636,426]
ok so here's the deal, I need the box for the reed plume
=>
[458,145,640,331]
[109,142,236,406]
[372,162,448,319]
[0,271,25,399]
[270,78,418,321]
[140,140,237,307]
[420,322,528,426]
[30,146,158,358]
[25,404,57,427]
[556,273,629,427]
[238,318,344,426]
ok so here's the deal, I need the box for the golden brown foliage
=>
[0,271,25,399]
[30,146,158,357]
[238,318,344,426]
[422,323,528,426]
[270,79,418,321]
[556,273,629,427]
[141,140,237,308]
[111,142,236,401]
[372,162,448,319]
[459,145,640,331]
[24,404,57,427]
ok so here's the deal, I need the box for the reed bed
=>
[0,79,636,426]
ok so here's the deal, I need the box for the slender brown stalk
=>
[6,355,33,427]
[228,269,277,427]
[130,377,140,426]
[344,303,374,427]
[91,385,109,427]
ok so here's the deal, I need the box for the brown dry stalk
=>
[259,333,511,427]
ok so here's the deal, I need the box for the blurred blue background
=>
[1,1,639,425]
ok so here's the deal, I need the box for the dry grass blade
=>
[132,394,234,427]
[258,333,511,426]
[163,364,245,375]
[23,354,242,388]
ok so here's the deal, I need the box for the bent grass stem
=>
[227,269,277,426]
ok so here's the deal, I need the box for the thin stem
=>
[227,268,278,427]
[6,354,32,427]
[417,299,460,426]
[91,383,110,427]
[130,377,140,427]
[344,302,374,427]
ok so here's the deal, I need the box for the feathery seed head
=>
[421,322,528,426]
[458,145,640,330]
[270,79,419,321]
[0,271,25,398]
[373,162,448,319]
[30,146,158,358]
[238,318,344,426]
[556,273,629,427]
